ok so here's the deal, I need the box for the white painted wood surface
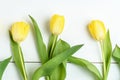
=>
[0,0,120,80]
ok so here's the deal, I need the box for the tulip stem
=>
[49,35,58,58]
[18,44,28,80]
[45,76,50,80]
[100,41,107,80]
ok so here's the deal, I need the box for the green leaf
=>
[29,15,48,64]
[102,31,112,75]
[9,32,28,80]
[32,44,83,80]
[68,56,102,80]
[0,57,11,80]
[49,39,70,80]
[52,39,70,57]
[113,45,120,63]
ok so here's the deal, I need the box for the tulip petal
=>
[88,20,106,41]
[11,22,29,43]
[50,14,65,35]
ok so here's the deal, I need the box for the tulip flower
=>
[29,15,84,80]
[10,22,30,43]
[10,21,29,80]
[88,20,112,80]
[88,20,106,41]
[50,14,65,35]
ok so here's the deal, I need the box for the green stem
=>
[45,76,50,80]
[18,44,28,80]
[49,35,58,58]
[99,41,106,80]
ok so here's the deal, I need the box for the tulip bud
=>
[88,20,106,41]
[10,22,30,43]
[50,14,65,35]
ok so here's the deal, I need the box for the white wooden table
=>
[0,0,120,80]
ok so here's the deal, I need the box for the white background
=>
[0,0,120,80]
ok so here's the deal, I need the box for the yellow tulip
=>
[88,20,106,41]
[10,22,30,43]
[50,14,65,35]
